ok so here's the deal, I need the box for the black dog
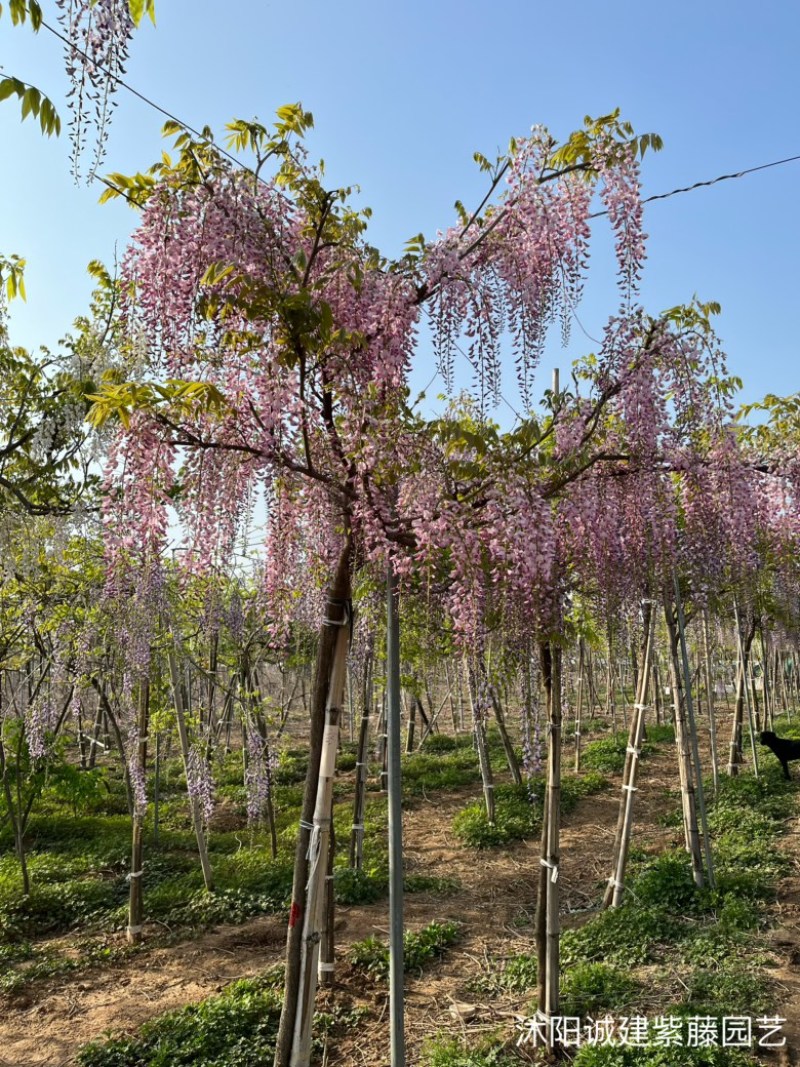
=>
[760,731,800,780]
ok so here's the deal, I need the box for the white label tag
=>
[320,723,339,777]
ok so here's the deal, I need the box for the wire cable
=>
[590,154,800,218]
[39,19,800,220]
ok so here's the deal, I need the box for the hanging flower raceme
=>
[244,721,277,825]
[424,129,647,408]
[186,744,215,825]
[56,0,135,182]
[96,110,684,677]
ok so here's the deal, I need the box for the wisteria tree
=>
[88,103,749,1062]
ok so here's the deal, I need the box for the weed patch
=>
[349,920,460,978]
[76,974,282,1067]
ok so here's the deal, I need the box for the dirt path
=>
[0,746,688,1067]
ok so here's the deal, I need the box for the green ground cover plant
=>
[452,772,607,849]
[348,919,461,978]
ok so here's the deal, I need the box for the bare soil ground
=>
[1,737,797,1067]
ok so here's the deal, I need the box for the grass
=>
[76,973,283,1067]
[5,709,797,1067]
[0,728,477,992]
[349,919,461,978]
[421,1036,519,1066]
[452,772,607,849]
[580,725,675,774]
[570,1043,756,1067]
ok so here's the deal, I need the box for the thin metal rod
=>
[386,565,405,1067]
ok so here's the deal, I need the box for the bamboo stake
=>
[544,643,562,1031]
[702,611,720,796]
[674,577,714,888]
[664,597,704,887]
[290,619,349,1067]
[349,646,372,870]
[604,603,654,909]
[386,565,405,1067]
[274,545,351,1067]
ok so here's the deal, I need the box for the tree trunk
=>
[290,627,349,1066]
[574,639,585,773]
[405,691,416,754]
[702,611,719,796]
[167,636,214,892]
[664,599,704,888]
[487,678,522,785]
[127,678,149,944]
[673,578,714,888]
[465,659,495,824]
[274,541,351,1067]
[727,612,757,776]
[349,647,372,869]
[0,733,30,897]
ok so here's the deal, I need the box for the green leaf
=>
[20,86,40,119]
[0,77,24,102]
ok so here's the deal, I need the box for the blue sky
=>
[1,0,798,419]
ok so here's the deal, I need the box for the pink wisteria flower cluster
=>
[98,112,800,672]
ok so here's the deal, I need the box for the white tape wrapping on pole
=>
[540,858,559,883]
[81,734,106,749]
[320,722,339,777]
[305,825,323,896]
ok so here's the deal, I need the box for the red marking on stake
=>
[289,902,302,927]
